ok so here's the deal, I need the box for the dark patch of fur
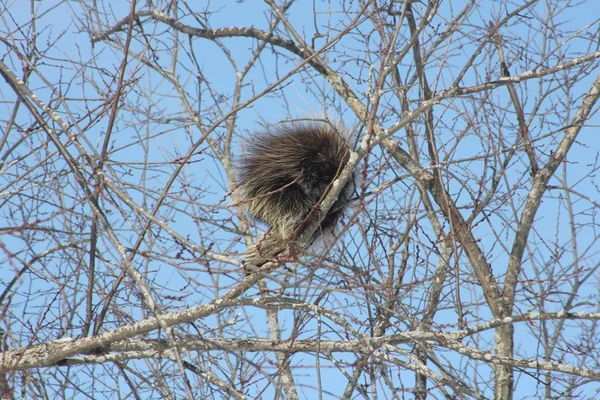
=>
[238,122,354,242]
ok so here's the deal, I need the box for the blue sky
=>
[1,0,600,398]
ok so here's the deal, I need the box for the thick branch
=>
[503,73,600,305]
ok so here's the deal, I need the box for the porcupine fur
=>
[237,121,354,267]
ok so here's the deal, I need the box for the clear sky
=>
[2,0,600,398]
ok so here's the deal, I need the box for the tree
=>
[1,0,600,398]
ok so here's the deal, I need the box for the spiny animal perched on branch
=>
[236,120,355,268]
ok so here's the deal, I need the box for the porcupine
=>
[236,120,354,270]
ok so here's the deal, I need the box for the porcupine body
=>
[237,121,354,266]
